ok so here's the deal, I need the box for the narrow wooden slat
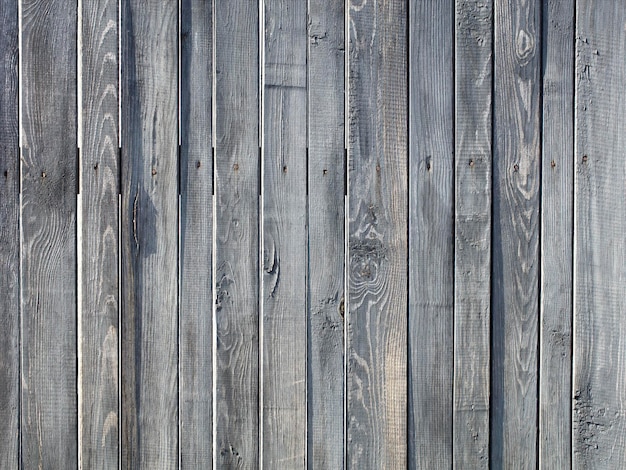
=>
[179,0,212,467]
[453,0,492,467]
[408,0,454,467]
[80,0,120,466]
[491,0,541,467]
[0,0,19,467]
[262,0,307,466]
[539,1,574,468]
[213,0,259,467]
[573,1,626,467]
[20,0,78,466]
[120,1,178,467]
[346,0,407,467]
[306,0,345,467]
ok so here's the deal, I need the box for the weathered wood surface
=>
[347,0,408,468]
[408,0,454,467]
[20,0,78,466]
[573,1,626,467]
[453,0,492,468]
[80,0,120,466]
[262,0,308,467]
[214,0,259,468]
[0,0,19,467]
[179,0,213,467]
[120,1,178,467]
[306,0,345,467]
[539,0,574,468]
[491,0,541,467]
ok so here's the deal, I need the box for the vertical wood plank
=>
[307,0,345,467]
[262,0,307,466]
[20,0,78,466]
[179,0,212,467]
[491,0,541,467]
[539,1,574,468]
[213,0,259,467]
[80,0,120,466]
[0,0,19,467]
[408,0,454,467]
[573,1,626,467]
[346,0,407,467]
[120,0,178,467]
[453,0,492,467]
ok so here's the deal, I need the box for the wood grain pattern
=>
[539,1,573,468]
[214,0,259,467]
[491,0,541,467]
[0,0,19,467]
[262,0,308,467]
[179,0,212,467]
[307,0,345,467]
[20,0,78,466]
[80,0,120,466]
[573,1,626,467]
[346,0,407,467]
[453,1,492,467]
[120,1,178,467]
[408,1,454,467]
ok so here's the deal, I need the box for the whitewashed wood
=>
[573,1,626,467]
[453,1,492,467]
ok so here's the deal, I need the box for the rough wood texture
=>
[307,0,345,467]
[262,0,307,467]
[0,0,19,467]
[573,1,626,467]
[120,1,178,467]
[347,0,408,467]
[179,0,212,467]
[453,1,492,467]
[539,1,573,468]
[80,0,120,467]
[20,0,78,467]
[491,0,541,467]
[408,1,454,467]
[214,0,259,467]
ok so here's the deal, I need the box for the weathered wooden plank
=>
[0,0,19,468]
[346,0,408,467]
[307,0,345,467]
[214,0,259,467]
[491,0,541,467]
[79,0,120,466]
[573,1,626,467]
[120,1,178,467]
[539,1,574,468]
[179,0,212,467]
[453,1,492,467]
[262,0,307,466]
[20,0,78,467]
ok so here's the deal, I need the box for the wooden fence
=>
[1,0,625,468]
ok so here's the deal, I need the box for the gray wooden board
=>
[20,0,78,467]
[120,1,178,467]
[306,0,345,467]
[539,1,574,468]
[453,0,492,467]
[80,0,120,466]
[573,1,626,467]
[214,0,259,467]
[179,0,213,467]
[346,0,408,467]
[408,0,454,467]
[0,0,19,467]
[262,0,308,466]
[491,0,541,467]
